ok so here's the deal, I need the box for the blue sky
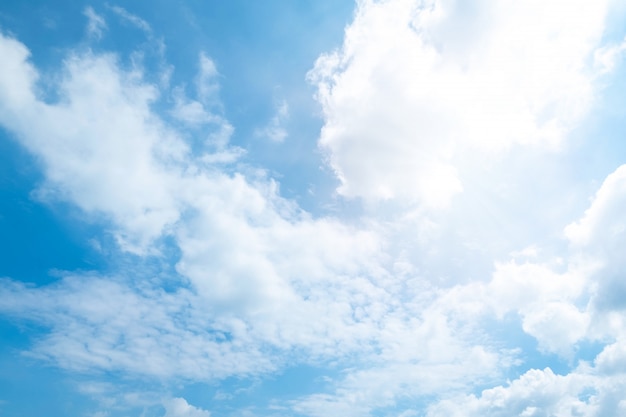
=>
[1,1,626,416]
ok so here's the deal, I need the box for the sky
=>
[1,0,626,416]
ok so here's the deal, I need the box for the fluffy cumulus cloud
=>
[308,0,620,206]
[1,1,626,416]
[563,164,626,340]
[163,398,211,417]
[565,164,626,269]
[426,367,591,417]
[426,362,626,417]
[434,162,626,361]
[0,34,184,252]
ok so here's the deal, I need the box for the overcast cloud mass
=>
[1,1,626,416]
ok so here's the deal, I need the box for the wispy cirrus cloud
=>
[255,100,289,143]
[107,4,152,35]
[84,6,106,40]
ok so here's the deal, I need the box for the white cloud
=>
[426,367,598,417]
[564,164,626,319]
[255,100,289,142]
[426,360,626,417]
[0,33,38,109]
[308,0,620,207]
[84,7,106,40]
[163,398,210,417]
[565,164,626,252]
[196,52,220,105]
[169,54,232,151]
[170,87,216,126]
[435,258,590,357]
[0,275,279,379]
[292,338,504,417]
[435,161,626,358]
[594,37,626,74]
[595,340,626,375]
[487,261,584,317]
[108,5,152,34]
[521,302,589,356]
[0,37,184,252]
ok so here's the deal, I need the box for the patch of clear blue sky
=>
[0,131,107,283]
[0,1,355,416]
